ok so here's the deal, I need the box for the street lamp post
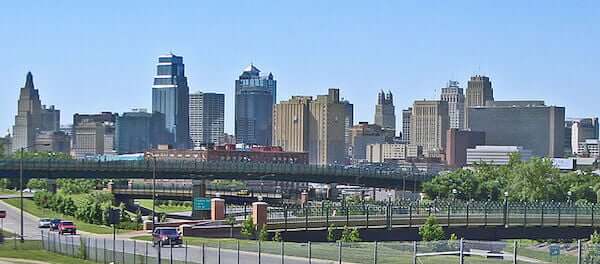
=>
[567,191,572,206]
[19,143,49,243]
[503,191,509,228]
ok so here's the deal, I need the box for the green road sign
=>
[549,245,560,256]
[193,197,211,211]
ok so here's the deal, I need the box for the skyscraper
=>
[272,89,346,164]
[115,109,153,154]
[152,53,190,149]
[341,99,354,159]
[464,75,494,128]
[569,117,599,155]
[402,108,412,143]
[374,90,396,139]
[440,81,465,129]
[12,72,42,153]
[410,100,449,158]
[235,64,276,145]
[41,105,60,132]
[189,92,225,148]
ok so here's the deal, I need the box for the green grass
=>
[0,188,17,195]
[136,199,191,213]
[3,198,123,234]
[0,240,97,264]
[130,235,513,264]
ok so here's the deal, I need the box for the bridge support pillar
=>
[191,179,210,219]
[326,184,339,201]
[252,201,268,230]
[47,179,57,193]
[211,198,225,221]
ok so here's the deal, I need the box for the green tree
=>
[327,224,336,242]
[272,231,282,242]
[26,179,48,190]
[419,216,445,241]
[257,225,269,241]
[241,216,254,239]
[505,157,562,202]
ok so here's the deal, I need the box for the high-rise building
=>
[440,81,465,129]
[71,112,117,159]
[272,89,346,164]
[235,64,276,145]
[349,122,386,160]
[41,105,60,132]
[12,72,42,153]
[570,117,599,155]
[115,109,153,154]
[464,75,494,128]
[467,102,565,157]
[152,53,190,149]
[366,143,423,163]
[189,92,225,148]
[402,108,412,142]
[341,99,354,159]
[410,100,449,158]
[374,90,396,140]
[35,131,70,154]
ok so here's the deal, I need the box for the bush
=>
[241,216,254,239]
[272,231,282,242]
[327,224,336,242]
[419,216,445,241]
[257,225,269,241]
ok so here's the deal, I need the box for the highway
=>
[0,198,41,240]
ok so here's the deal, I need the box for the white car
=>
[38,218,51,228]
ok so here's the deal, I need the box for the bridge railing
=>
[267,200,600,230]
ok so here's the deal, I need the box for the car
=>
[49,218,61,231]
[58,221,76,235]
[152,227,182,247]
[38,218,52,228]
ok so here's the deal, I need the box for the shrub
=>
[241,216,254,239]
[419,216,445,241]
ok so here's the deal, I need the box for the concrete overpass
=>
[0,159,434,189]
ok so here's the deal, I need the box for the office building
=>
[466,145,532,165]
[71,112,118,159]
[235,64,276,145]
[115,110,153,154]
[152,53,190,149]
[272,89,346,164]
[12,72,42,152]
[341,99,354,159]
[445,129,486,167]
[41,105,60,132]
[440,81,465,129]
[189,92,225,148]
[464,75,494,128]
[374,90,396,139]
[467,102,565,157]
[35,131,70,154]
[410,100,449,158]
[578,139,600,158]
[349,122,385,160]
[569,118,599,155]
[366,143,422,163]
[402,108,412,142]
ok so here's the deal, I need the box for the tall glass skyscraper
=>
[152,53,190,149]
[235,64,276,145]
[189,92,225,148]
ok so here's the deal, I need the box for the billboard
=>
[552,158,575,170]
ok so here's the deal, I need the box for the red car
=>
[58,221,77,235]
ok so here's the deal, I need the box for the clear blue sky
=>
[1,1,598,135]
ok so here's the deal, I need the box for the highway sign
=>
[193,198,211,211]
[0,210,5,218]
[549,245,560,256]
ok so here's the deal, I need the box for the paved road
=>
[0,201,40,240]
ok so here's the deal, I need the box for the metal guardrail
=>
[266,201,600,230]
[0,159,434,187]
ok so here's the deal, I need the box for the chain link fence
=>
[33,230,600,264]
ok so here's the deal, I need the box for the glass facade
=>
[235,65,276,145]
[115,111,152,154]
[151,54,189,149]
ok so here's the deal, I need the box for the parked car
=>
[38,218,52,228]
[152,227,182,247]
[58,221,76,235]
[49,219,61,231]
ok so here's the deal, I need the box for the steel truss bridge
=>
[0,159,435,188]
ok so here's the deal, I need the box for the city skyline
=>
[1,1,599,135]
